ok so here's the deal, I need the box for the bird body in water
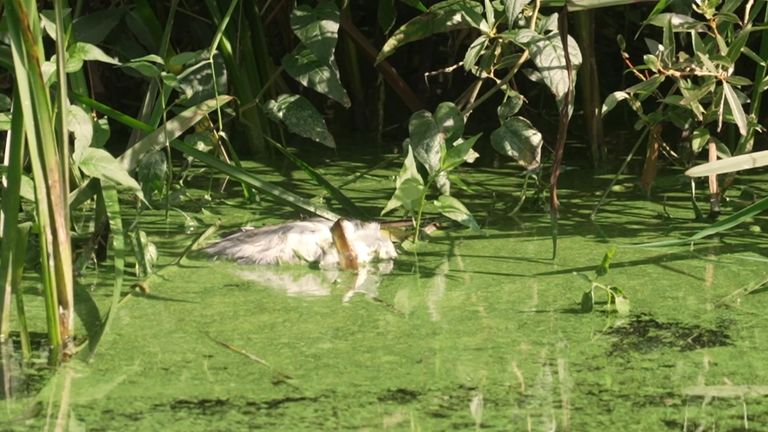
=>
[204,218,397,269]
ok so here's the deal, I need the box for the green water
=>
[4,161,768,431]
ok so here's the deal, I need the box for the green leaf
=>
[504,0,531,24]
[443,133,481,171]
[269,138,364,217]
[625,75,665,98]
[282,46,351,107]
[174,140,340,220]
[646,13,704,32]
[118,96,233,172]
[595,245,617,277]
[383,146,424,215]
[634,194,768,248]
[614,293,630,316]
[290,1,340,63]
[72,7,127,44]
[601,91,629,116]
[498,90,525,119]
[378,0,397,34]
[690,128,710,153]
[68,104,94,155]
[580,290,594,313]
[722,81,748,136]
[136,150,167,199]
[434,194,479,230]
[408,110,444,175]
[490,116,543,170]
[77,148,142,193]
[66,42,120,73]
[463,35,488,74]
[515,30,582,113]
[434,101,464,145]
[377,0,484,63]
[264,94,335,148]
[175,52,228,106]
[92,117,111,149]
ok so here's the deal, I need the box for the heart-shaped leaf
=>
[490,116,543,170]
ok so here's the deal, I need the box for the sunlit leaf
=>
[646,13,705,31]
[408,110,444,175]
[463,35,488,73]
[77,148,142,194]
[490,116,543,170]
[434,101,464,145]
[434,194,479,230]
[690,128,710,153]
[282,46,351,107]
[119,96,233,172]
[443,134,481,171]
[722,81,748,136]
[383,146,424,215]
[66,42,120,73]
[176,52,228,106]
[515,30,582,113]
[68,104,93,155]
[614,294,630,315]
[290,1,340,63]
[377,0,484,63]
[601,91,629,116]
[504,0,531,24]
[264,94,335,148]
[498,90,525,120]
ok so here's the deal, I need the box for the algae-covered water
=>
[4,159,768,431]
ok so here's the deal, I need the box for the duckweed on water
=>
[3,165,768,431]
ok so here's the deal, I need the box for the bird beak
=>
[331,219,359,270]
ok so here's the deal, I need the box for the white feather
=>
[204,218,397,266]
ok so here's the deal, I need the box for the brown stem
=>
[339,14,424,112]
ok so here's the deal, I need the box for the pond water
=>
[3,160,768,430]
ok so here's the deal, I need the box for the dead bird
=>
[203,218,397,270]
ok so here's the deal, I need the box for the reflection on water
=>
[235,261,395,303]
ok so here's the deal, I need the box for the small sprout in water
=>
[576,247,629,315]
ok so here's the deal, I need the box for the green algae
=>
[4,161,768,431]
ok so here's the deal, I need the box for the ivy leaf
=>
[290,1,340,63]
[408,110,444,175]
[498,90,525,120]
[377,0,484,63]
[490,116,543,170]
[434,101,464,145]
[264,94,335,148]
[515,30,582,114]
[434,194,479,230]
[282,46,351,107]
